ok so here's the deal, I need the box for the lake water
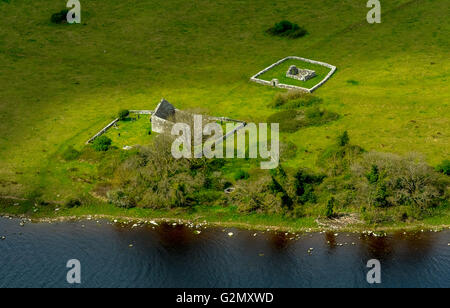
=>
[0,217,449,288]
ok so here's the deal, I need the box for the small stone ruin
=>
[286,65,316,82]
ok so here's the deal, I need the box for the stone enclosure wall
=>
[86,110,153,144]
[87,108,247,146]
[152,110,247,145]
[86,118,120,144]
[250,56,337,93]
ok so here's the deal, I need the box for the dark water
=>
[0,217,449,288]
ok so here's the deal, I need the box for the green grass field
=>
[103,114,153,149]
[0,0,448,223]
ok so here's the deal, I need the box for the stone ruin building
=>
[286,65,316,82]
[151,99,177,133]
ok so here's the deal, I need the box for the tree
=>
[326,197,335,218]
[373,182,389,207]
[354,152,446,211]
[294,169,324,204]
[92,136,112,151]
[366,164,380,184]
[436,160,450,175]
[51,9,69,24]
[337,131,350,147]
[118,109,130,121]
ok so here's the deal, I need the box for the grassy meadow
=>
[0,0,448,228]
[103,114,153,149]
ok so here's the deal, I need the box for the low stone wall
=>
[215,122,247,145]
[208,116,246,124]
[152,111,247,146]
[86,118,119,144]
[129,110,153,115]
[86,110,154,144]
[250,56,337,93]
[87,109,247,148]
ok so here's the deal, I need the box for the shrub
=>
[288,27,308,39]
[337,131,350,147]
[65,199,81,208]
[267,108,339,133]
[267,110,302,133]
[272,21,295,35]
[267,21,307,38]
[107,190,136,209]
[436,160,450,175]
[269,90,322,109]
[366,165,380,184]
[223,181,233,190]
[118,109,130,121]
[233,176,286,214]
[291,107,340,129]
[234,170,250,180]
[373,181,389,208]
[92,136,112,152]
[62,146,80,161]
[326,197,335,218]
[51,9,68,24]
[304,107,339,126]
[294,169,324,204]
[347,80,359,85]
[292,204,306,218]
[279,141,298,161]
[270,165,287,179]
[317,131,364,176]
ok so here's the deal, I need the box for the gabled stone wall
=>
[250,56,337,93]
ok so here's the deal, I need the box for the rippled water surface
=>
[0,217,449,288]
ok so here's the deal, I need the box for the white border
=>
[250,56,337,93]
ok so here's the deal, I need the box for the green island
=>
[0,0,449,232]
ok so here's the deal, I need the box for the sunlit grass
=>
[0,0,448,214]
[103,114,154,148]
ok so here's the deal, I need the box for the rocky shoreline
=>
[1,212,449,235]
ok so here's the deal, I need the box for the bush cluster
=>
[65,199,81,208]
[269,90,322,109]
[352,152,447,213]
[234,170,250,180]
[62,146,81,161]
[51,9,68,24]
[118,110,130,121]
[92,136,112,152]
[107,134,225,209]
[267,107,339,133]
[267,21,307,38]
[436,160,450,175]
[231,166,324,215]
[97,128,447,223]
